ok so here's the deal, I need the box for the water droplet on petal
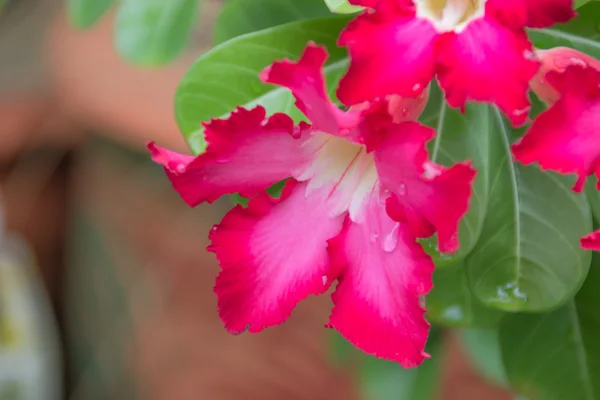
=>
[398,183,407,196]
[370,233,379,243]
[322,276,328,285]
[382,223,400,252]
[412,83,421,92]
[176,164,186,173]
[402,108,410,117]
[523,50,537,61]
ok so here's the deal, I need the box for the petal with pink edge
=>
[337,7,437,105]
[486,0,575,30]
[581,230,600,252]
[530,47,600,106]
[435,17,539,127]
[513,66,600,192]
[211,180,345,334]
[372,121,476,253]
[148,106,310,206]
[327,191,433,367]
[260,43,360,136]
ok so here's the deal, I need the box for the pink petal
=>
[435,17,539,127]
[513,65,600,192]
[372,121,476,253]
[581,230,600,251]
[351,89,431,124]
[348,0,377,6]
[327,192,434,367]
[211,180,345,334]
[148,106,310,206]
[260,43,361,136]
[530,47,600,106]
[486,0,575,29]
[337,6,437,105]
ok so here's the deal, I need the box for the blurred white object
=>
[0,200,62,400]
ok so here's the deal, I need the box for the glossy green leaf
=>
[361,327,444,400]
[574,0,598,8]
[427,262,504,328]
[465,7,600,313]
[459,329,508,387]
[214,0,332,45]
[324,0,363,13]
[418,84,491,265]
[529,2,600,60]
[68,0,114,28]
[466,108,592,312]
[175,17,350,154]
[115,0,199,66]
[500,252,600,399]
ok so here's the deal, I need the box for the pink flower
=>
[581,230,600,252]
[529,47,600,106]
[149,44,475,366]
[337,0,575,126]
[512,64,600,193]
[513,49,600,253]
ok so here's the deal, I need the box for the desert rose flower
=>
[148,44,475,366]
[337,0,575,126]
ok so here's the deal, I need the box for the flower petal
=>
[372,121,476,253]
[581,230,600,252]
[530,47,600,106]
[435,17,539,126]
[327,191,433,366]
[513,65,600,192]
[211,180,345,334]
[486,0,575,29]
[260,43,360,136]
[148,107,309,206]
[337,7,437,105]
[351,88,431,124]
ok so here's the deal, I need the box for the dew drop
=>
[402,108,410,117]
[322,275,328,285]
[398,183,407,196]
[412,83,421,92]
[523,49,537,61]
[176,164,186,173]
[370,233,379,243]
[382,223,400,252]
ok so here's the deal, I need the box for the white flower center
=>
[415,0,486,32]
[294,134,378,222]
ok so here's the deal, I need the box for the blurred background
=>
[0,0,513,398]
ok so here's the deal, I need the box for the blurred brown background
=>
[0,0,512,399]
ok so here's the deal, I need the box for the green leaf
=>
[466,108,592,312]
[361,327,444,400]
[500,252,600,399]
[465,7,600,313]
[459,329,508,386]
[574,0,598,9]
[175,17,350,154]
[529,2,600,60]
[214,0,332,45]
[324,0,363,14]
[114,0,199,66]
[68,0,114,28]
[427,262,504,328]
[418,84,492,264]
